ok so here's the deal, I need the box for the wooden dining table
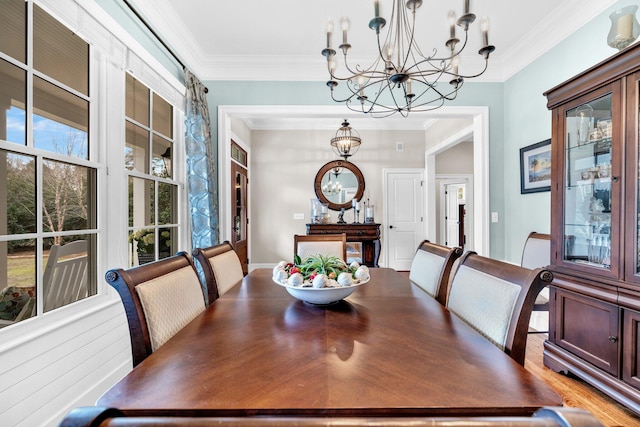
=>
[98,267,561,417]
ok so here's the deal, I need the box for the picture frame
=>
[520,139,551,194]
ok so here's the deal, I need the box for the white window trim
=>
[0,0,187,341]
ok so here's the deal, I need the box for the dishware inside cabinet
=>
[563,94,612,269]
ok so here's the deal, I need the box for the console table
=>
[306,223,381,267]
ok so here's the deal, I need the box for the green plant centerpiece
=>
[272,254,370,289]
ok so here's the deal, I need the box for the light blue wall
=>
[502,1,632,262]
[204,81,507,257]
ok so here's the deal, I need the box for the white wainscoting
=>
[0,295,132,426]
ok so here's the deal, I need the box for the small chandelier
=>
[330,119,361,160]
[321,0,495,117]
[322,167,343,195]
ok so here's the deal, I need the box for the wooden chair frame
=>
[192,241,244,302]
[447,251,553,365]
[294,233,347,261]
[59,406,603,427]
[410,240,463,305]
[104,252,202,367]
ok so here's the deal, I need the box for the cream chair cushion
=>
[521,237,550,269]
[136,266,205,351]
[447,265,521,350]
[297,241,344,260]
[409,249,445,298]
[209,249,244,296]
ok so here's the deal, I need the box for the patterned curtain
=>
[184,68,218,249]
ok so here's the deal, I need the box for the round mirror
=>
[314,160,365,211]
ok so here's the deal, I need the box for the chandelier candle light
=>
[321,0,495,117]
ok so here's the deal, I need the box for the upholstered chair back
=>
[193,241,244,301]
[135,267,205,351]
[105,252,205,367]
[521,232,551,269]
[294,234,347,261]
[409,240,462,305]
[446,251,552,365]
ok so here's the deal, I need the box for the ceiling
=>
[127,0,618,131]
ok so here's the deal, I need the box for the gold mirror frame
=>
[314,160,365,211]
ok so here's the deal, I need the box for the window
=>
[0,1,96,327]
[125,74,178,266]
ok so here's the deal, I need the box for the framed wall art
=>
[520,139,551,194]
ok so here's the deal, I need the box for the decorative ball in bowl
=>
[272,254,370,305]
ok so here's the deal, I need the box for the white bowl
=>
[272,277,369,305]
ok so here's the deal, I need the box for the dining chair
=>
[521,232,551,319]
[294,233,347,261]
[104,251,205,367]
[409,240,463,305]
[446,251,553,365]
[192,241,244,301]
[43,239,89,312]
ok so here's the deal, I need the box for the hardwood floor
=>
[525,332,639,426]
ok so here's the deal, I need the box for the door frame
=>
[230,146,249,274]
[425,109,489,255]
[219,131,251,262]
[382,168,425,268]
[438,175,474,249]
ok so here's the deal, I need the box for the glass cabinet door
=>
[563,93,613,270]
[634,76,640,278]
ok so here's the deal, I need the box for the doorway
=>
[230,141,248,274]
[440,179,472,250]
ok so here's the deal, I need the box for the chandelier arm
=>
[453,59,490,79]
[422,32,471,65]
[410,98,447,112]
[341,51,385,78]
[357,86,399,114]
[383,79,404,112]
[330,87,363,105]
[404,57,450,76]
[449,30,470,59]
[400,3,423,69]
[407,80,444,106]
[375,30,392,73]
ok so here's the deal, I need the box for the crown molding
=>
[128,0,620,83]
[499,0,619,80]
[125,0,206,73]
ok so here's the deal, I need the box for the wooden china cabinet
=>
[544,43,640,415]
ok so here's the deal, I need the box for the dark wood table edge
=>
[112,405,555,418]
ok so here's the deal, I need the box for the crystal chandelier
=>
[330,119,361,160]
[321,0,495,117]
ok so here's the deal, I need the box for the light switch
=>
[491,212,499,223]
[293,213,305,220]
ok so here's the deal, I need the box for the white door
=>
[445,183,464,247]
[438,176,473,251]
[385,170,424,270]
